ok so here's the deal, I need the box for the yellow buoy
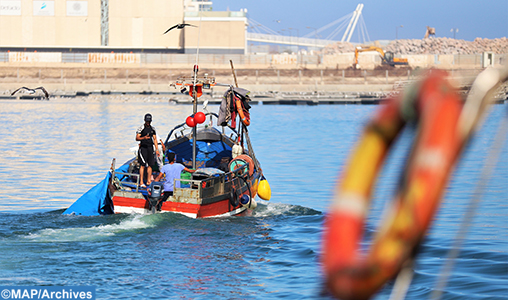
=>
[257,178,271,201]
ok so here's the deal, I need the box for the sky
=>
[211,0,508,42]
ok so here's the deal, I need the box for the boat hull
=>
[110,170,260,218]
[112,193,249,218]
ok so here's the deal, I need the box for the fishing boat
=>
[63,65,271,218]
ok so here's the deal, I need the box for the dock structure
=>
[0,89,386,104]
[168,91,387,105]
[2,89,506,104]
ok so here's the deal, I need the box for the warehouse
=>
[0,0,247,53]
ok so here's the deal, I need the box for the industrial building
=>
[0,0,247,53]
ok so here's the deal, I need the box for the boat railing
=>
[112,171,142,192]
[173,164,250,199]
[173,176,228,199]
[110,159,141,193]
[173,178,204,199]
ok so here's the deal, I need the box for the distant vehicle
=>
[424,26,436,38]
[353,46,409,69]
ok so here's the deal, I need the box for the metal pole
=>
[191,66,198,169]
[341,4,360,42]
[346,4,363,42]
[396,25,403,40]
[101,0,109,46]
[230,60,238,87]
[192,90,197,169]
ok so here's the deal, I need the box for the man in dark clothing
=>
[136,113,159,187]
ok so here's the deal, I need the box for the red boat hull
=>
[112,193,250,218]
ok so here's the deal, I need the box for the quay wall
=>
[0,52,503,94]
[0,66,484,94]
[0,52,504,70]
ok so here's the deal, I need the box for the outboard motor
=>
[147,182,164,213]
[240,194,257,209]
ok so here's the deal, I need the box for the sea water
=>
[0,97,506,299]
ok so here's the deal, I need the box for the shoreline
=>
[0,66,484,96]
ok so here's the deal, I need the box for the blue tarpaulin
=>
[63,172,113,216]
[63,164,129,216]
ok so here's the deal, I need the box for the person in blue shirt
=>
[154,152,195,202]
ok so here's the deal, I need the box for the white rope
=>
[303,14,352,38]
[431,106,508,299]
[389,65,508,300]
[431,65,508,299]
[325,21,349,41]
[389,260,415,300]
[359,15,371,43]
[247,18,279,35]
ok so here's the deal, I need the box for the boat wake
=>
[252,202,321,217]
[24,214,154,242]
[4,203,320,243]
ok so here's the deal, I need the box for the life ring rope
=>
[323,70,468,300]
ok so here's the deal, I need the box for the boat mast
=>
[191,8,203,170]
[192,65,198,169]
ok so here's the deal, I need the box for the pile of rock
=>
[385,37,508,55]
[321,37,508,55]
[320,42,355,55]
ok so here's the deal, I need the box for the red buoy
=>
[194,112,206,124]
[186,116,196,127]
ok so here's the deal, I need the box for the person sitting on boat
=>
[155,152,196,202]
[136,113,159,187]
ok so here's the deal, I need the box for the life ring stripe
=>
[332,192,369,217]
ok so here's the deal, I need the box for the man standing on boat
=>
[155,152,195,201]
[136,113,159,187]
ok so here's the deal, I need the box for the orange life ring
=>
[323,70,467,300]
[235,97,250,126]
